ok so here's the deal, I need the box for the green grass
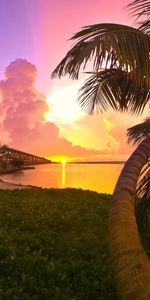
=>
[0,188,148,300]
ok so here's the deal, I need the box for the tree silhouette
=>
[52,0,150,298]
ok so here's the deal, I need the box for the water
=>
[2,163,124,194]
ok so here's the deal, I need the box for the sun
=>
[50,155,73,163]
[61,159,66,164]
[45,83,85,124]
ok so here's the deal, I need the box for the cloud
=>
[0,59,141,161]
[59,112,136,159]
[103,114,135,156]
[0,59,107,159]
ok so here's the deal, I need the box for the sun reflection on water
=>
[61,160,66,187]
[2,162,124,194]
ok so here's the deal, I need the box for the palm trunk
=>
[109,136,150,300]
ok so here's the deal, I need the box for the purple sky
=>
[0,0,131,93]
[0,0,147,161]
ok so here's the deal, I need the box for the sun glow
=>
[50,155,73,163]
[61,159,66,164]
[45,83,85,124]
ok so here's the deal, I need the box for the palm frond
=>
[135,160,150,224]
[77,69,150,114]
[52,23,150,88]
[139,20,150,34]
[137,160,150,199]
[128,0,150,19]
[127,118,150,145]
[128,0,150,33]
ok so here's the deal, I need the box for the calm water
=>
[2,163,124,194]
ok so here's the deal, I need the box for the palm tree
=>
[127,119,150,226]
[128,118,150,198]
[52,0,150,298]
[127,118,150,202]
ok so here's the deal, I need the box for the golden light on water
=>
[61,160,66,187]
[3,163,124,194]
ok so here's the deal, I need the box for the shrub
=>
[0,188,134,299]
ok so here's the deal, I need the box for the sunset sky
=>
[0,0,148,162]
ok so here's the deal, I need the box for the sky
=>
[0,0,148,162]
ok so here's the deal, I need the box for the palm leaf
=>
[52,23,150,89]
[135,160,150,223]
[127,119,150,206]
[127,118,150,145]
[128,0,150,33]
[138,20,150,34]
[128,0,150,19]
[77,69,150,114]
[137,161,150,198]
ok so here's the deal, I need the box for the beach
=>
[0,179,31,190]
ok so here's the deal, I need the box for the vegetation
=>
[0,188,149,300]
[0,188,116,300]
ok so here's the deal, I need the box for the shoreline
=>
[0,166,37,190]
[0,179,38,190]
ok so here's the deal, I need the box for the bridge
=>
[0,146,51,165]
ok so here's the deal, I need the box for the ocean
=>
[2,162,124,194]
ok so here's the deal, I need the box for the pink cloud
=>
[0,59,107,159]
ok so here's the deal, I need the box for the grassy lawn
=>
[0,188,149,300]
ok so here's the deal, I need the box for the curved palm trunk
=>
[109,136,150,300]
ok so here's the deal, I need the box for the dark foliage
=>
[0,188,118,300]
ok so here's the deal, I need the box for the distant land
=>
[69,161,125,164]
[53,161,126,164]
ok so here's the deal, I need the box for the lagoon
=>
[2,163,124,194]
